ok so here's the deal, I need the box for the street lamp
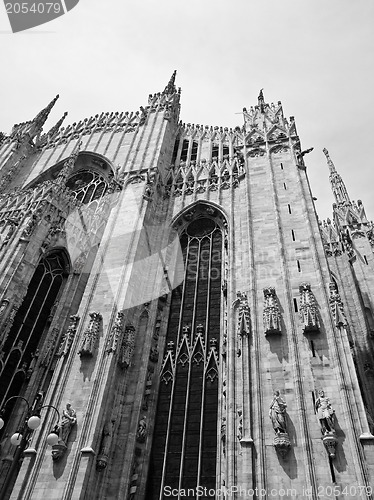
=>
[0,395,60,498]
[0,396,60,447]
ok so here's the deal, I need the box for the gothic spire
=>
[323,148,350,206]
[47,111,68,139]
[33,95,59,129]
[323,147,336,174]
[163,70,177,95]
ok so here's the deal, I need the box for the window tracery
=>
[66,170,107,205]
[148,204,226,498]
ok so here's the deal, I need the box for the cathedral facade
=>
[0,73,373,499]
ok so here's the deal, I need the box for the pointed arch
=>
[0,249,69,406]
[148,201,227,498]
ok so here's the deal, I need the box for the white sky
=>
[1,0,373,221]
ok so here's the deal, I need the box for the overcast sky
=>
[1,0,373,221]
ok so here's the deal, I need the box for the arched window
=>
[180,140,189,162]
[148,205,225,498]
[0,251,68,407]
[66,170,107,205]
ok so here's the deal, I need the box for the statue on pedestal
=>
[52,403,77,461]
[269,390,290,457]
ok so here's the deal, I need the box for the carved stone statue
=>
[269,391,291,457]
[52,403,77,461]
[315,389,335,435]
[136,416,147,443]
[96,420,114,471]
[269,391,287,434]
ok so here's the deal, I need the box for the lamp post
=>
[0,396,60,499]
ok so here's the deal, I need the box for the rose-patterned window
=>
[66,170,107,205]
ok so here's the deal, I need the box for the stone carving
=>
[96,420,114,471]
[136,416,147,443]
[149,345,159,363]
[118,325,136,369]
[55,141,81,186]
[142,366,154,411]
[263,287,281,335]
[1,217,19,248]
[26,349,39,379]
[315,389,335,435]
[269,390,291,457]
[143,172,156,201]
[52,403,77,461]
[57,315,80,357]
[78,312,102,358]
[329,282,347,327]
[40,327,59,367]
[237,410,243,441]
[316,388,338,458]
[221,417,226,456]
[234,292,251,337]
[0,303,20,348]
[0,297,10,318]
[106,310,125,353]
[299,283,320,333]
[269,391,287,434]
[21,207,43,238]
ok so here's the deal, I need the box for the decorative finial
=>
[323,148,336,174]
[164,70,177,95]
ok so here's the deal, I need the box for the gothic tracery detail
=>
[299,283,320,333]
[78,312,102,358]
[263,287,282,335]
[118,325,136,369]
[329,282,347,327]
[57,315,80,357]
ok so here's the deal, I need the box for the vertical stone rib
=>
[297,166,373,491]
[268,147,318,498]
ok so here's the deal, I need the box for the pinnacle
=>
[33,94,60,129]
[258,88,265,112]
[164,70,177,95]
[323,148,336,174]
[47,111,68,137]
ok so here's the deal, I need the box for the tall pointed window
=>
[148,204,225,499]
[0,251,68,407]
